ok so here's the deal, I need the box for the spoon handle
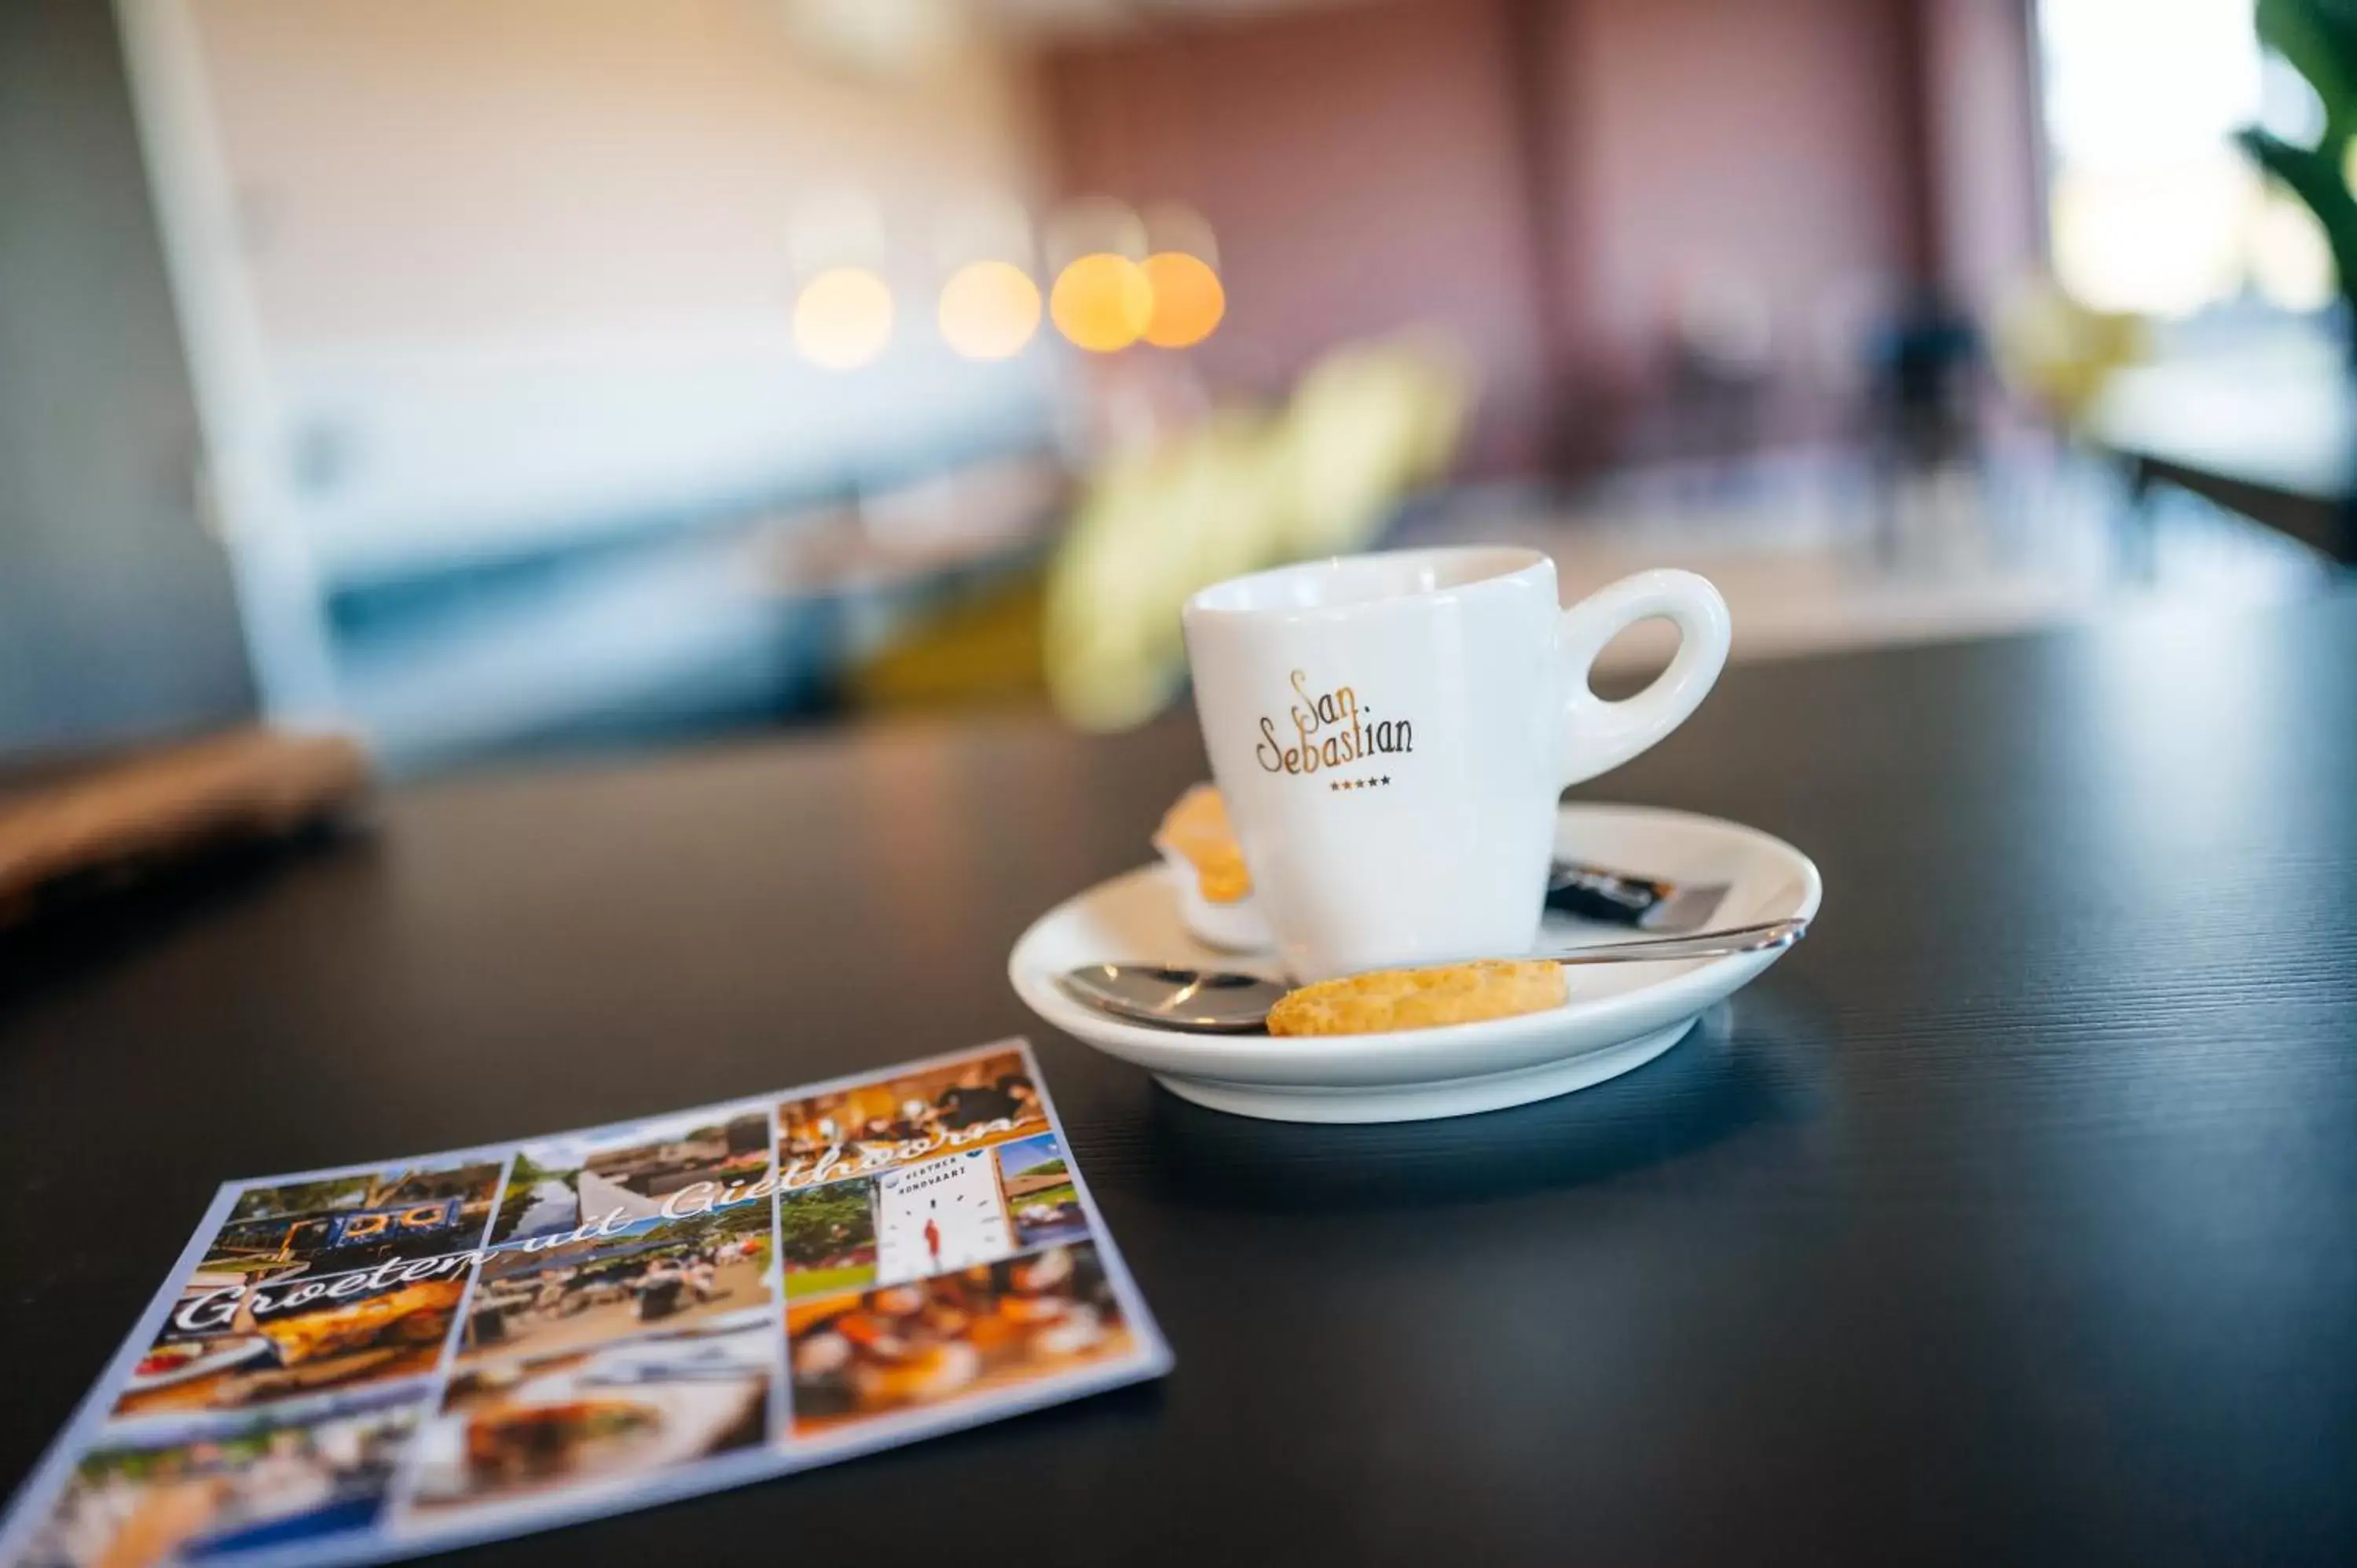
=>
[1541,916,1808,965]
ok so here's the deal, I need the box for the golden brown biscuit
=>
[1267,959,1567,1036]
[1153,784,1252,904]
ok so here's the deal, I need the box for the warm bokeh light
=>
[1050,253,1154,353]
[1140,252,1225,349]
[793,267,894,370]
[937,259,1041,360]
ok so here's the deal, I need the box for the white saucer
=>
[1006,803,1821,1123]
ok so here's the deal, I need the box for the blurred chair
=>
[1630,267,1777,497]
[845,334,1472,730]
[1989,275,2150,427]
[1864,289,1990,564]
[1043,334,1470,731]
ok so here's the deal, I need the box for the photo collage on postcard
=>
[774,1049,1144,1441]
[23,1157,508,1568]
[5,1044,1167,1568]
[412,1099,782,1525]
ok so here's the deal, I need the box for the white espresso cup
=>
[1182,547,1731,982]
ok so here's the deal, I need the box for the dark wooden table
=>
[6,591,2357,1566]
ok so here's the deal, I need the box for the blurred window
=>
[2038,0,2335,315]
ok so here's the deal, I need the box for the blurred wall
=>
[1919,0,2045,315]
[1040,0,1554,467]
[190,0,1047,347]
[1544,0,1933,440]
[1042,0,2039,469]
[182,0,1065,585]
[0,0,255,755]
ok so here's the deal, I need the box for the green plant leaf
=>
[2238,126,2357,298]
[2256,0,2357,143]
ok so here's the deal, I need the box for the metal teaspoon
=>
[1057,916,1809,1034]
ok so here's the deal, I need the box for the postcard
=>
[0,1040,1169,1568]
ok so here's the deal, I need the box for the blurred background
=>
[4,0,2352,773]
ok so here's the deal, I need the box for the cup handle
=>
[1556,569,1731,787]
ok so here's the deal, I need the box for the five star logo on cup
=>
[1252,670,1416,781]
